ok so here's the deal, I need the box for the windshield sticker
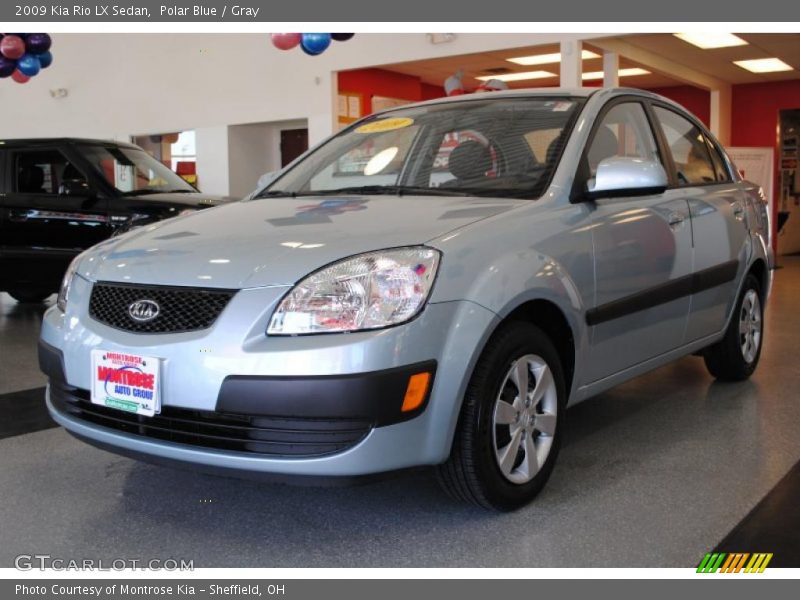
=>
[356,117,414,134]
[552,101,574,112]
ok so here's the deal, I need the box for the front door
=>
[582,101,693,383]
[1,147,110,291]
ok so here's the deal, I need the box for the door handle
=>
[668,212,685,226]
[8,209,31,222]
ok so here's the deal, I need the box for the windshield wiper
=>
[255,190,297,199]
[291,185,471,197]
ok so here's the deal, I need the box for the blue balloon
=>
[17,53,40,77]
[300,33,331,56]
[38,50,53,69]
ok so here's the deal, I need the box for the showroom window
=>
[586,102,661,179]
[12,150,78,195]
[653,106,717,186]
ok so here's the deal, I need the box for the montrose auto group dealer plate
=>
[90,350,161,417]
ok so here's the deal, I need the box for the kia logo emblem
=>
[128,299,160,322]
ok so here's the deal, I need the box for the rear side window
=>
[653,107,717,186]
[13,149,83,195]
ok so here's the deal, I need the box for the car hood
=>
[125,191,235,207]
[79,195,525,289]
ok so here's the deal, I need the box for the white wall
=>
[0,33,609,192]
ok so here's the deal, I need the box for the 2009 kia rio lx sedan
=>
[40,88,773,510]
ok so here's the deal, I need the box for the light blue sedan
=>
[40,88,772,510]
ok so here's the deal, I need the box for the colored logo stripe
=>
[697,552,773,573]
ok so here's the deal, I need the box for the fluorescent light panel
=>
[507,50,600,66]
[673,33,748,49]
[734,58,793,73]
[475,70,555,82]
[581,67,650,80]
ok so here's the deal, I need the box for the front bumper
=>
[41,276,498,476]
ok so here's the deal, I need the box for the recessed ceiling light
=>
[673,33,748,49]
[734,58,793,73]
[476,70,556,82]
[507,50,600,66]
[581,68,650,80]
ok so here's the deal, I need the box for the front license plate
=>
[90,350,161,417]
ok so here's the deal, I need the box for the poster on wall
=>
[727,147,774,213]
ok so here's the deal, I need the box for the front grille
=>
[89,282,235,334]
[51,383,371,457]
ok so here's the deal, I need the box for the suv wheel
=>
[703,274,764,381]
[8,290,52,304]
[437,322,565,511]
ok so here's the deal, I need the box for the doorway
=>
[280,129,309,167]
[779,110,800,255]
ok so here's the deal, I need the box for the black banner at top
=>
[2,0,800,22]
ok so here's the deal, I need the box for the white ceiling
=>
[375,34,800,90]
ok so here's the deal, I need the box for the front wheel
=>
[703,274,764,381]
[8,289,52,304]
[437,322,566,511]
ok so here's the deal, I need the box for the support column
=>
[710,85,732,146]
[603,52,619,88]
[195,125,231,196]
[560,40,582,87]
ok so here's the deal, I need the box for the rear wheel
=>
[8,289,52,304]
[437,322,566,511]
[703,274,764,381]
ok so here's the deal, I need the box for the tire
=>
[703,274,764,381]
[8,289,51,304]
[437,321,566,511]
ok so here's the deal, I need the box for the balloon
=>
[17,54,41,77]
[0,35,26,60]
[0,56,16,78]
[331,33,355,42]
[25,33,51,54]
[300,33,331,56]
[12,70,30,84]
[270,33,301,51]
[38,50,53,69]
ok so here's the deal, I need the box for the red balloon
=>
[1,35,26,60]
[12,69,30,84]
[271,33,301,51]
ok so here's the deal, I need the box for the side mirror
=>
[256,171,279,189]
[585,157,668,200]
[58,179,94,198]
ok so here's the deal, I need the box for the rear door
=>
[2,146,111,290]
[583,99,694,383]
[650,105,749,340]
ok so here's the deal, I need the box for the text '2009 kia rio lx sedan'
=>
[40,88,773,510]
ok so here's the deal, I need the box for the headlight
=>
[268,247,441,335]
[56,254,82,312]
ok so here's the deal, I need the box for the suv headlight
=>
[268,247,441,335]
[57,253,83,312]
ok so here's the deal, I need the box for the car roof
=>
[0,137,140,150]
[367,86,668,115]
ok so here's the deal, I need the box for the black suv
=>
[0,138,231,303]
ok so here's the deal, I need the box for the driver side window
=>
[586,102,660,183]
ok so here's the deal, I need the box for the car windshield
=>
[79,145,196,195]
[258,96,584,200]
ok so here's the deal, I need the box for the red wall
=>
[646,85,711,125]
[338,68,444,115]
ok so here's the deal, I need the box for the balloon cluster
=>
[0,33,53,84]
[270,33,354,56]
